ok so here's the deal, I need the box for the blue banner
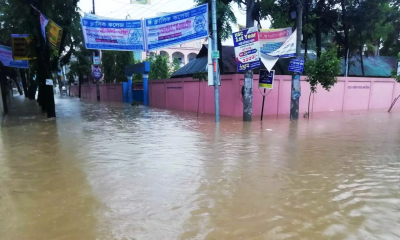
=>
[288,59,304,73]
[233,28,262,72]
[0,45,29,69]
[144,4,209,51]
[259,70,275,89]
[81,17,144,51]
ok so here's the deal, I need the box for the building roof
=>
[171,44,397,78]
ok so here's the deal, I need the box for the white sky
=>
[78,0,270,45]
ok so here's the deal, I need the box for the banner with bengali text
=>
[81,16,144,51]
[48,19,63,51]
[144,4,208,51]
[11,34,36,61]
[0,44,29,68]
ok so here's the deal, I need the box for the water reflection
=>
[1,96,400,239]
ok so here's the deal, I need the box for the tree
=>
[304,47,341,118]
[66,45,91,98]
[102,51,135,83]
[147,55,170,80]
[170,58,181,75]
[195,0,237,73]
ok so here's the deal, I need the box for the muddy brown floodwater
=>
[2,96,400,240]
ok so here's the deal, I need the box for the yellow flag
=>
[48,19,63,51]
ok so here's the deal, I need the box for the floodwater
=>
[2,96,400,240]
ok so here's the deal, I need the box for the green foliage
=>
[66,44,91,81]
[305,47,342,93]
[102,51,134,83]
[192,71,208,82]
[146,55,170,80]
[171,58,181,75]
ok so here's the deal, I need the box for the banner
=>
[81,16,144,51]
[238,24,292,55]
[48,19,63,51]
[40,14,49,42]
[144,4,209,51]
[233,27,261,72]
[11,34,36,60]
[266,29,297,58]
[130,0,151,4]
[0,45,29,68]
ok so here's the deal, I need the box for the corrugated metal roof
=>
[343,56,396,77]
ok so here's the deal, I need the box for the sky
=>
[78,0,270,46]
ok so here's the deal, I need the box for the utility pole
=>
[243,0,255,121]
[211,0,220,123]
[290,0,303,120]
[93,0,100,101]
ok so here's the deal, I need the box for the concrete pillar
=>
[127,75,133,103]
[143,74,149,106]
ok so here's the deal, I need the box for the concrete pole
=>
[243,0,255,121]
[92,0,101,102]
[211,0,220,123]
[290,1,303,120]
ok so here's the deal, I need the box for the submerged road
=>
[1,96,400,239]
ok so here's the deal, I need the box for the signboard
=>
[212,51,219,59]
[259,70,275,89]
[144,4,209,51]
[130,0,151,4]
[46,79,53,86]
[0,45,29,68]
[11,34,35,60]
[92,65,103,81]
[233,28,261,72]
[81,17,144,51]
[288,59,304,73]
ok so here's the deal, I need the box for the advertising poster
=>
[0,45,29,68]
[81,16,144,51]
[11,34,36,60]
[48,20,63,51]
[144,4,208,51]
[233,28,261,72]
[92,65,103,82]
[259,27,292,55]
[259,70,275,89]
[130,0,151,4]
[266,29,297,58]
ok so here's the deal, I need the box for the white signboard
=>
[267,29,297,58]
[232,27,262,72]
[46,79,53,86]
[144,4,209,51]
[81,16,144,51]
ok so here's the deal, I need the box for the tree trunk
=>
[12,78,23,95]
[78,75,82,98]
[0,70,8,114]
[360,45,365,77]
[19,69,28,97]
[341,0,350,75]
[316,0,323,58]
[308,91,312,119]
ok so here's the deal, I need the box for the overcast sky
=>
[78,0,270,45]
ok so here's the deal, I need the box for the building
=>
[134,39,206,67]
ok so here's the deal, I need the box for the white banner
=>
[81,16,144,51]
[144,4,209,51]
[267,29,297,58]
[0,44,29,69]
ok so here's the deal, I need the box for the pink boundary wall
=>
[149,75,400,117]
[70,83,123,102]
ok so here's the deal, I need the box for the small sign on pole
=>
[288,59,304,73]
[212,51,220,59]
[259,70,275,89]
[259,70,275,121]
[46,79,53,86]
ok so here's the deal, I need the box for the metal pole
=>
[290,1,303,120]
[261,88,266,121]
[92,0,101,101]
[243,0,255,121]
[92,0,95,14]
[211,0,220,123]
[345,48,349,77]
